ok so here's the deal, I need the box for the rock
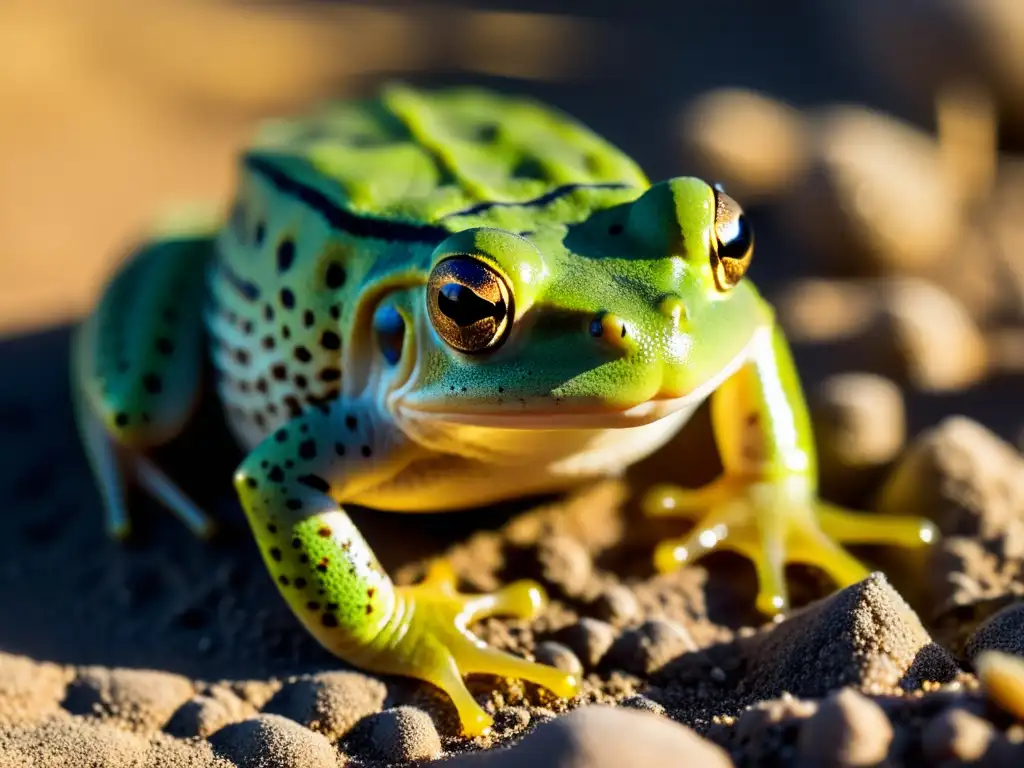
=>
[355,707,442,764]
[921,706,995,764]
[588,584,639,626]
[618,695,666,717]
[0,653,69,726]
[781,107,962,276]
[262,671,387,741]
[774,280,881,344]
[683,88,810,201]
[976,651,1024,721]
[209,714,339,768]
[165,686,254,739]
[877,417,1024,617]
[796,688,893,767]
[606,619,696,676]
[63,667,195,734]
[965,602,1024,660]
[812,373,905,500]
[533,642,584,678]
[659,573,958,705]
[534,535,593,599]
[555,619,617,670]
[438,706,732,767]
[718,694,817,766]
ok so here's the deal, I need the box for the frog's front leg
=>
[234,400,579,736]
[645,323,937,614]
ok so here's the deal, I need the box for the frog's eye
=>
[427,256,514,353]
[710,187,754,291]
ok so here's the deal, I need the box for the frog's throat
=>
[392,326,762,431]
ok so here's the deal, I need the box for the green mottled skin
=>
[73,85,937,736]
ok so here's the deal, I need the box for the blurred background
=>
[3,0,1024,417]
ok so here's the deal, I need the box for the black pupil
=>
[719,214,752,261]
[438,283,505,327]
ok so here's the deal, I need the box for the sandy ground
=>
[6,1,1024,766]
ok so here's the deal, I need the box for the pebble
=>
[165,686,253,738]
[262,670,387,741]
[618,695,666,716]
[533,641,584,678]
[63,667,195,734]
[534,535,593,598]
[965,602,1024,661]
[796,688,892,767]
[358,706,442,764]
[209,713,340,768]
[588,584,639,626]
[555,618,617,670]
[921,706,994,763]
[606,619,696,676]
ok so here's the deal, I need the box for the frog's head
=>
[394,178,764,429]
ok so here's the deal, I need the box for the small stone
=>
[0,652,69,725]
[921,706,994,763]
[493,706,532,733]
[556,619,617,670]
[977,651,1024,722]
[534,642,584,678]
[262,671,387,741]
[438,706,731,767]
[965,600,1024,661]
[589,584,639,626]
[797,688,892,767]
[606,619,696,676]
[359,707,442,763]
[63,667,195,734]
[209,714,339,768]
[165,686,254,738]
[534,535,593,598]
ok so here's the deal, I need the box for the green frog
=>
[72,85,937,735]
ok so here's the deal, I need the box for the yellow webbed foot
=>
[644,477,937,615]
[372,561,580,736]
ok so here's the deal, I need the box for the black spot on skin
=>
[264,304,275,322]
[316,558,329,572]
[285,499,302,511]
[320,368,341,382]
[234,348,250,366]
[345,415,357,431]
[476,122,499,142]
[276,239,296,273]
[367,587,376,598]
[321,331,341,351]
[255,378,268,393]
[246,477,258,489]
[267,403,278,415]
[238,380,251,394]
[255,222,266,246]
[322,613,338,628]
[275,429,288,443]
[329,305,341,320]
[143,374,162,394]
[280,288,295,309]
[254,412,266,429]
[325,262,346,289]
[262,335,275,351]
[498,386,504,393]
[291,538,301,548]
[300,554,310,564]
[294,346,312,363]
[608,223,624,236]
[156,338,174,356]
[284,396,303,417]
[267,523,277,533]
[294,577,307,589]
[334,443,346,456]
[299,474,330,493]
[115,412,129,427]
[306,601,320,610]
[294,374,308,389]
[269,547,282,561]
[317,525,332,537]
[241,320,254,335]
[285,459,294,468]
[303,310,315,328]
[278,575,290,586]
[282,325,291,340]
[300,424,308,433]
[271,364,287,381]
[361,445,372,458]
[365,604,373,615]
[268,466,285,483]
[298,440,317,460]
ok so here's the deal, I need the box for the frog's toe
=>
[385,564,579,736]
[815,502,938,549]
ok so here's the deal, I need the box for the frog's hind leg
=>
[72,228,216,539]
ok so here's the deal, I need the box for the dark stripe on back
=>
[443,182,634,219]
[219,263,261,301]
[244,154,450,243]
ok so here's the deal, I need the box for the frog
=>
[72,85,937,736]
